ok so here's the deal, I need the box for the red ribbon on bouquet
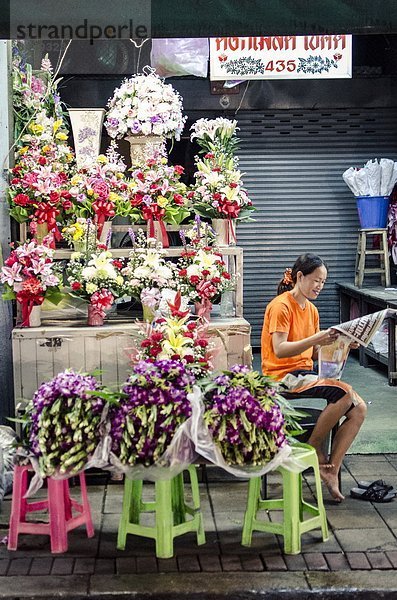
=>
[92,199,115,239]
[16,278,44,327]
[141,205,169,248]
[34,202,62,244]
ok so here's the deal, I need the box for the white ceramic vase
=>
[125,134,165,168]
[68,108,105,168]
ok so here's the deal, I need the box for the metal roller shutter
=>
[236,108,397,346]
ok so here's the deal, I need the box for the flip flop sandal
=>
[350,484,397,503]
[357,480,396,494]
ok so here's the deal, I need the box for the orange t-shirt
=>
[261,291,320,380]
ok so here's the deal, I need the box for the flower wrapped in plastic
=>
[187,365,304,478]
[27,370,106,478]
[0,239,63,326]
[61,217,97,252]
[121,229,177,311]
[107,359,197,479]
[190,117,240,160]
[105,71,187,141]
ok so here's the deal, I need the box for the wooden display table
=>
[12,317,252,405]
[336,282,397,386]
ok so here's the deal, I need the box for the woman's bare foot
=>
[320,466,345,502]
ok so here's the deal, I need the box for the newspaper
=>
[318,309,397,380]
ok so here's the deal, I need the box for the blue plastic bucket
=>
[356,195,390,228]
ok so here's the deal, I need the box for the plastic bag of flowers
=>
[107,359,198,481]
[24,370,109,493]
[187,365,304,478]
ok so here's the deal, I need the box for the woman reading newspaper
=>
[261,253,367,502]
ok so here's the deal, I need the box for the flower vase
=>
[125,134,165,168]
[17,301,41,327]
[73,239,87,253]
[98,220,112,246]
[195,301,212,321]
[87,304,104,326]
[211,218,237,246]
[220,290,235,318]
[68,108,105,169]
[142,303,155,322]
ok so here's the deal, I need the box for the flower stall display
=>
[187,366,301,477]
[1,240,62,327]
[65,249,126,326]
[105,71,187,142]
[134,291,212,376]
[189,117,255,245]
[121,229,177,317]
[68,146,130,241]
[27,370,105,477]
[175,237,236,319]
[108,359,196,476]
[126,147,191,247]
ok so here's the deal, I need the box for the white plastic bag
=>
[364,159,381,196]
[151,39,209,78]
[380,158,395,196]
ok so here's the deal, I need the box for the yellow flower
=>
[97,154,108,164]
[55,132,68,141]
[53,119,63,133]
[42,145,50,153]
[116,275,124,285]
[87,189,94,197]
[86,283,98,294]
[71,174,82,185]
[161,158,167,165]
[29,123,44,134]
[116,172,125,179]
[109,192,120,202]
[157,195,169,208]
[66,153,74,162]
[18,146,29,155]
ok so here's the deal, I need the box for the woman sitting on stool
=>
[261,253,367,502]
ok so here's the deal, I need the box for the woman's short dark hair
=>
[277,253,328,295]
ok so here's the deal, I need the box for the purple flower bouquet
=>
[108,359,196,474]
[28,370,105,477]
[190,365,296,476]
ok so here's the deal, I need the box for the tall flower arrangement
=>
[27,370,105,477]
[125,146,191,247]
[108,360,195,467]
[68,146,130,238]
[1,240,62,326]
[189,118,255,224]
[105,72,187,141]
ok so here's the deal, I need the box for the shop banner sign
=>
[210,35,352,80]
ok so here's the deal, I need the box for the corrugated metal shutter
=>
[236,108,397,346]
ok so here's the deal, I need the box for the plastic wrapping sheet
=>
[150,38,209,78]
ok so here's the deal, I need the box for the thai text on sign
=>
[209,35,352,80]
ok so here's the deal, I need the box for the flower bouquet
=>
[105,72,186,141]
[121,229,176,314]
[108,359,195,472]
[0,240,62,327]
[175,237,236,318]
[188,366,301,476]
[8,136,74,241]
[126,147,191,247]
[68,147,130,240]
[27,370,105,477]
[65,249,126,325]
[134,291,212,377]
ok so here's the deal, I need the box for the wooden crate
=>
[12,317,252,406]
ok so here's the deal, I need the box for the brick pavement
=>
[0,454,397,581]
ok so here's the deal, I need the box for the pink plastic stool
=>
[8,465,94,553]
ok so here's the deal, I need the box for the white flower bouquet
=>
[105,72,187,141]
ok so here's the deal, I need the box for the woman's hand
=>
[272,328,338,359]
[349,341,360,350]
[314,328,340,347]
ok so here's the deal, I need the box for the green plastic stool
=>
[117,465,206,558]
[241,443,329,555]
